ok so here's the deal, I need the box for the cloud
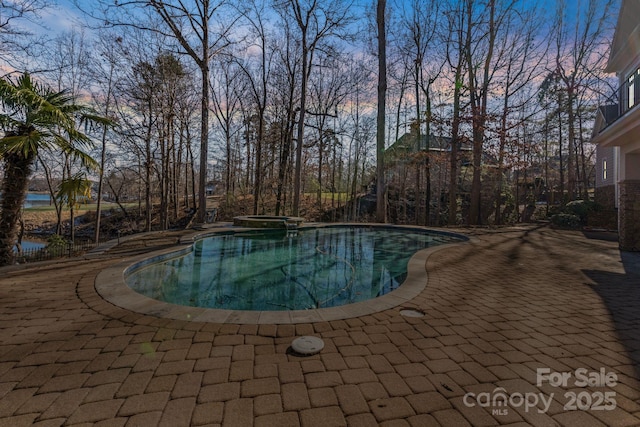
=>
[40,1,85,33]
[16,0,85,37]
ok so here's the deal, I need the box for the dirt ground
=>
[22,210,61,229]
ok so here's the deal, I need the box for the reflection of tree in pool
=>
[312,244,356,308]
[127,227,463,310]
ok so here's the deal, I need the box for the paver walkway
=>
[0,225,639,426]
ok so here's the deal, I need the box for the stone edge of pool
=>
[94,224,469,325]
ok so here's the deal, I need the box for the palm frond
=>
[0,115,23,131]
[0,132,43,157]
[0,71,109,168]
[81,111,117,128]
[56,172,93,208]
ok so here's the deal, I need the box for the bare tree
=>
[274,0,354,216]
[0,0,50,66]
[39,28,93,236]
[235,0,274,214]
[271,22,301,216]
[493,5,547,224]
[551,0,614,201]
[175,85,200,211]
[210,55,243,200]
[89,32,123,242]
[465,0,516,225]
[398,0,440,225]
[376,0,387,223]
[86,0,237,222]
[307,52,351,212]
[443,0,468,226]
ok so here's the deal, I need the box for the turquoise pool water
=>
[125,226,464,311]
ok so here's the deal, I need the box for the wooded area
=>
[0,0,618,244]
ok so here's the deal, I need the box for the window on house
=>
[603,158,607,181]
[629,73,635,109]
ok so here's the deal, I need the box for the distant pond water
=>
[17,240,46,251]
[24,192,52,208]
[2,192,51,252]
[0,192,53,208]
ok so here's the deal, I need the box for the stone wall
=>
[595,185,616,210]
[619,180,640,251]
[591,185,618,229]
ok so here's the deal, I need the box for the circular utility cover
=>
[399,308,425,318]
[291,336,325,355]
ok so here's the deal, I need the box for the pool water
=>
[125,226,463,311]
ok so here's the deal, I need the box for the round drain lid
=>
[291,336,325,355]
[400,308,425,318]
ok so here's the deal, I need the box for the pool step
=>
[285,220,298,236]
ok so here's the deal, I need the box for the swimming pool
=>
[125,226,465,311]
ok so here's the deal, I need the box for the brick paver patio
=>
[1,225,639,426]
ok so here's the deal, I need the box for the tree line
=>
[0,0,617,264]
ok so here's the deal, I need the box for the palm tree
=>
[0,72,107,266]
[56,173,93,244]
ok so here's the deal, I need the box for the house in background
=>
[592,0,640,251]
[384,126,473,224]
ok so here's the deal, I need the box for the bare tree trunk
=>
[38,156,63,234]
[171,121,179,221]
[317,124,324,209]
[423,86,431,226]
[188,126,197,211]
[198,55,210,222]
[495,109,508,225]
[558,108,565,205]
[566,87,576,201]
[160,121,168,230]
[414,61,421,225]
[578,113,589,200]
[466,0,496,225]
[70,205,75,244]
[275,56,297,216]
[376,0,387,223]
[276,112,295,216]
[293,42,308,216]
[447,12,464,226]
[94,103,112,240]
[145,113,153,232]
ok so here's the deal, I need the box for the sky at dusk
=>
[28,0,620,42]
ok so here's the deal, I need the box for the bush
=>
[547,200,601,227]
[550,213,581,229]
[564,200,599,223]
[46,234,68,256]
[46,234,67,248]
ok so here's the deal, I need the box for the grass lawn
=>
[24,201,136,214]
[304,192,350,204]
[22,201,138,231]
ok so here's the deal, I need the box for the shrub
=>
[46,234,67,248]
[46,234,68,256]
[550,213,581,229]
[547,200,601,227]
[564,200,599,223]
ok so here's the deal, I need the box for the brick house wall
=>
[619,180,640,251]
